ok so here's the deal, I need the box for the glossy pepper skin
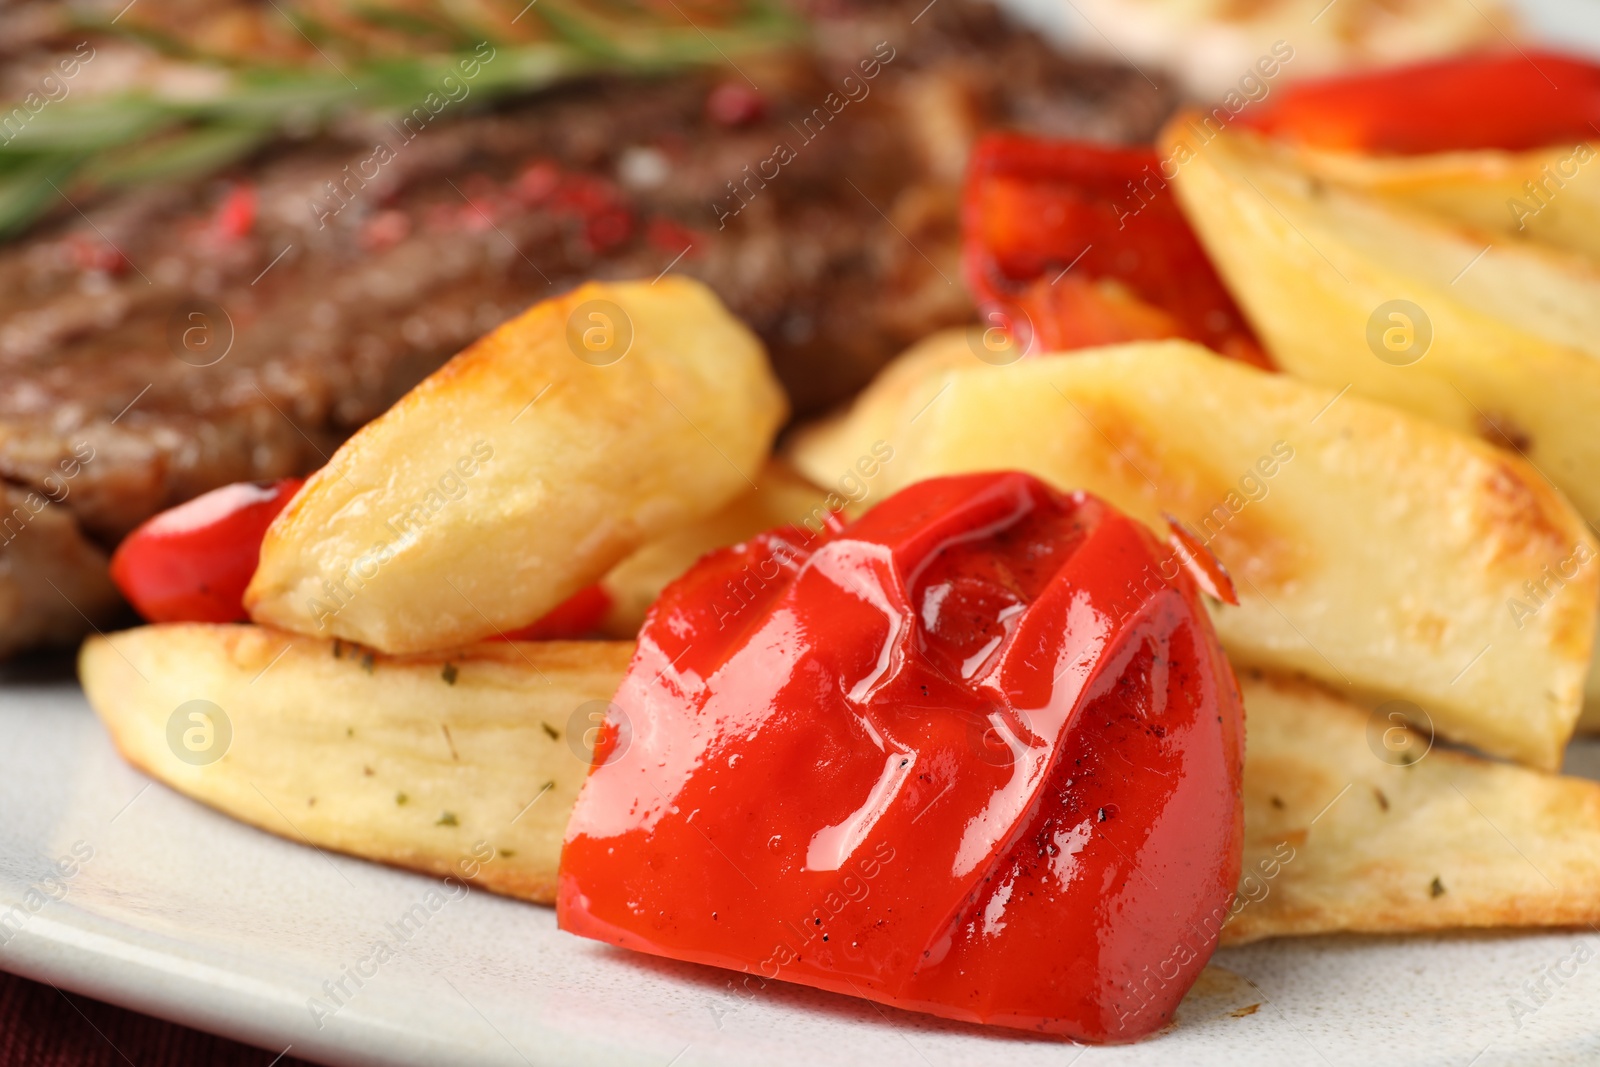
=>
[558,472,1245,1042]
[1236,51,1600,155]
[110,478,304,623]
[962,133,1270,369]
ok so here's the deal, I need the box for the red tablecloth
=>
[0,969,319,1066]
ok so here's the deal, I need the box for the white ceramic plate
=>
[4,670,1600,1067]
[7,3,1600,1062]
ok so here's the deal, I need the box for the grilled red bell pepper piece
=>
[110,478,304,623]
[558,471,1245,1042]
[1236,51,1600,155]
[962,133,1270,368]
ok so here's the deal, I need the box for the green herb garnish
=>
[0,0,802,236]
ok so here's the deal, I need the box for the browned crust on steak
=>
[0,482,123,658]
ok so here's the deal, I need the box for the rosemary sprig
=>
[0,0,802,236]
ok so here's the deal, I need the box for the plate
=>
[7,2,1600,1061]
[4,668,1600,1066]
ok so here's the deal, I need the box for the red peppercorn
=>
[360,210,412,251]
[514,161,562,205]
[212,184,257,241]
[645,217,700,256]
[706,81,767,127]
[585,208,634,252]
[67,233,127,274]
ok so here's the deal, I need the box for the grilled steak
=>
[0,0,1173,658]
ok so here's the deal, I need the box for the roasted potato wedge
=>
[245,277,786,653]
[1163,118,1600,527]
[788,337,1597,769]
[1587,665,1600,732]
[80,624,633,902]
[81,626,1600,944]
[1224,671,1600,944]
[1295,142,1600,263]
[598,460,831,637]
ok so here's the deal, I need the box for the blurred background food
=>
[1005,0,1519,96]
[0,0,1175,659]
[0,0,1556,660]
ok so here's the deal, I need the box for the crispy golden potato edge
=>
[80,623,634,906]
[245,276,788,653]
